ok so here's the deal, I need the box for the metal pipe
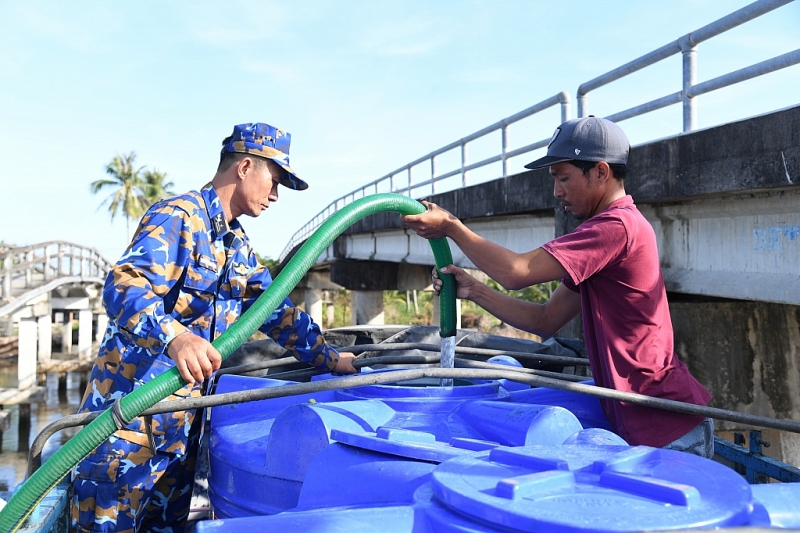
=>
[212,356,300,379]
[578,41,681,101]
[455,358,587,383]
[680,36,698,132]
[688,0,793,44]
[28,356,580,475]
[27,364,800,476]
[346,342,591,366]
[577,0,791,99]
[460,141,468,186]
[156,368,800,434]
[604,92,682,124]
[687,47,800,98]
[253,352,590,382]
[504,137,552,160]
[559,91,571,122]
[278,93,571,262]
[501,125,509,177]
[430,156,437,194]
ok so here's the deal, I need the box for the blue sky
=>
[1,0,798,261]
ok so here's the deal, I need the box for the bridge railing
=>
[280,92,572,261]
[279,0,799,263]
[578,0,799,129]
[0,241,113,301]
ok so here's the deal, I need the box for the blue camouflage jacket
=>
[78,183,339,455]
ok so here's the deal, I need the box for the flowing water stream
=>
[439,335,455,387]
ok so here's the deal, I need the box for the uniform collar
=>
[201,183,234,242]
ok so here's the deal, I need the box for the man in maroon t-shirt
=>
[403,117,713,457]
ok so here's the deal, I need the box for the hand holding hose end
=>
[432,265,479,301]
[401,201,459,239]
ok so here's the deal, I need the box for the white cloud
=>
[354,16,453,57]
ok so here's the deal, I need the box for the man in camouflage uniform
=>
[72,123,357,532]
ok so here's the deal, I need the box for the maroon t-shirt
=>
[542,195,711,447]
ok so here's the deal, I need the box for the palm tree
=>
[90,152,147,240]
[141,169,175,209]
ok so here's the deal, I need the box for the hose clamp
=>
[110,399,133,431]
[144,414,158,452]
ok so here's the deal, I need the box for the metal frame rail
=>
[279,0,800,263]
[28,355,800,483]
[715,430,800,483]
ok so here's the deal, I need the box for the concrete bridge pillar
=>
[95,313,108,342]
[2,258,10,300]
[59,313,73,354]
[350,291,384,325]
[37,315,52,362]
[304,289,324,326]
[77,309,93,360]
[17,318,37,389]
[326,299,335,329]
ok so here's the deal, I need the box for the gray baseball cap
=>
[525,116,630,170]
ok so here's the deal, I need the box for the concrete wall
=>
[671,296,800,467]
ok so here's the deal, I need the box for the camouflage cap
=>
[221,123,308,191]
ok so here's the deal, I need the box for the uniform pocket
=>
[73,459,122,532]
[132,353,173,387]
[72,440,152,531]
[184,256,217,292]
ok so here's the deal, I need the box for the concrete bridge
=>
[0,241,110,389]
[318,105,800,302]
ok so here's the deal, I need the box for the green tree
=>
[91,153,174,241]
[90,152,147,240]
[141,169,174,210]
[255,253,279,278]
[485,278,558,304]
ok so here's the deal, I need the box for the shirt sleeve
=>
[542,216,629,286]
[240,245,340,372]
[103,203,192,355]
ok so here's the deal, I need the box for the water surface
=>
[0,364,84,493]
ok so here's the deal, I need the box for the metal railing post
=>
[501,125,509,177]
[559,91,572,122]
[407,168,412,197]
[680,35,698,132]
[460,141,468,187]
[577,94,588,118]
[431,156,437,194]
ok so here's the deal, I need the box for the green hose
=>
[0,193,456,532]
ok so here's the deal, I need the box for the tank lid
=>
[332,427,494,463]
[430,444,753,532]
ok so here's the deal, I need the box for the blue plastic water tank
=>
[208,371,512,518]
[420,444,755,531]
[199,442,761,532]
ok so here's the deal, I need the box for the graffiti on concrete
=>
[753,225,800,252]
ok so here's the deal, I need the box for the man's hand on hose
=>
[432,264,480,301]
[167,332,223,386]
[402,201,459,239]
[332,352,358,375]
